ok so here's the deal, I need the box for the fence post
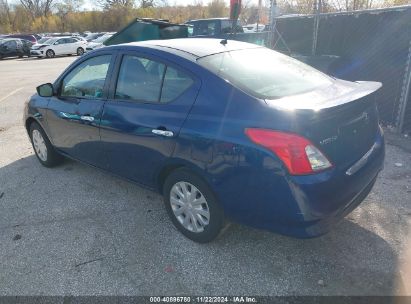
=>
[268,0,277,49]
[311,0,321,55]
[397,39,411,133]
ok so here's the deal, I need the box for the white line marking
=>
[0,87,24,103]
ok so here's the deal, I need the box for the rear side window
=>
[115,55,194,103]
[198,48,332,99]
[115,55,165,102]
[160,67,194,103]
[61,55,111,98]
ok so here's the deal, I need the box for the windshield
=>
[198,48,333,99]
[43,38,59,45]
[92,34,112,43]
[38,37,51,44]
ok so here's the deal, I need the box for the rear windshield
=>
[197,48,332,99]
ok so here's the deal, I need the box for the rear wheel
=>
[163,169,224,243]
[76,47,84,56]
[29,122,63,167]
[46,49,55,58]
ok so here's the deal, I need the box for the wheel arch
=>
[25,116,53,144]
[156,159,213,195]
[25,116,39,134]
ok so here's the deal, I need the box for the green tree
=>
[207,0,226,18]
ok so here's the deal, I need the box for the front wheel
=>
[163,169,224,243]
[46,49,55,58]
[77,47,84,56]
[30,122,63,167]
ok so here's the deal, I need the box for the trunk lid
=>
[266,80,382,169]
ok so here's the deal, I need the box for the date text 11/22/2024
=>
[149,296,257,303]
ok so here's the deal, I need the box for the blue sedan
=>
[24,38,385,242]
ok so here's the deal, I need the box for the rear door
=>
[66,38,78,54]
[46,52,116,167]
[100,51,201,186]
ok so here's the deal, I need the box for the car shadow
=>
[0,155,406,296]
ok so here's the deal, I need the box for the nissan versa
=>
[24,38,385,242]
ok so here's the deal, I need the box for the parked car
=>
[24,38,385,243]
[186,18,244,36]
[85,33,114,52]
[6,34,37,43]
[73,36,87,42]
[30,36,87,58]
[30,37,53,49]
[243,23,266,32]
[0,38,31,59]
[84,32,105,42]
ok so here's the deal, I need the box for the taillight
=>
[245,128,332,175]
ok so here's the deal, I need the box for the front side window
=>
[61,55,111,98]
[198,48,333,100]
[193,21,217,36]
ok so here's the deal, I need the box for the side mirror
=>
[54,42,59,45]
[36,83,54,97]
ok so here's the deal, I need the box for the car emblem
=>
[320,135,338,145]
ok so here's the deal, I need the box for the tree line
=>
[0,0,409,34]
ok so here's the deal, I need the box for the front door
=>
[46,53,115,167]
[100,52,200,187]
[52,38,66,55]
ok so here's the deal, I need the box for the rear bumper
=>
[285,130,385,237]
[215,129,385,238]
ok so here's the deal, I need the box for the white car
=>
[243,24,266,33]
[85,33,114,53]
[30,37,87,58]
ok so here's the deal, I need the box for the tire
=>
[29,122,63,167]
[76,47,84,56]
[163,169,224,243]
[46,49,55,58]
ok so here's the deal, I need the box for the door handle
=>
[152,129,174,137]
[80,115,94,122]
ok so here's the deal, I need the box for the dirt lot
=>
[0,56,410,296]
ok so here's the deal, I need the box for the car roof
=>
[187,18,231,22]
[120,38,262,58]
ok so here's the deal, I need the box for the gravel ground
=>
[0,56,410,296]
